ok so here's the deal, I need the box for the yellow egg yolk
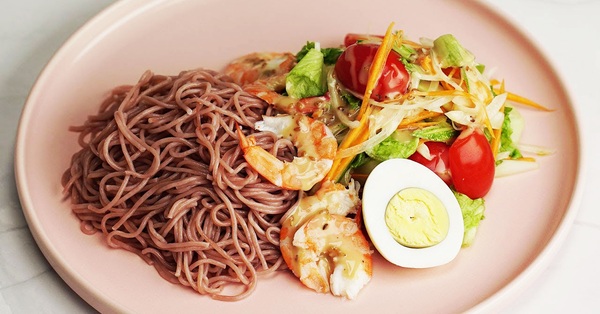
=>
[384,187,450,248]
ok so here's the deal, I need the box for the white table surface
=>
[1,0,599,313]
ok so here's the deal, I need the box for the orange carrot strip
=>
[325,106,373,181]
[402,38,424,49]
[327,129,371,182]
[358,23,396,119]
[325,23,397,182]
[398,111,443,126]
[421,55,434,74]
[440,80,454,91]
[447,67,458,79]
[506,92,553,111]
[490,122,503,157]
[490,79,552,111]
[499,79,506,93]
[515,156,536,162]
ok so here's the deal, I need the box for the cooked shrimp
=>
[225,51,328,114]
[244,75,328,115]
[224,52,296,86]
[280,180,372,299]
[236,114,336,191]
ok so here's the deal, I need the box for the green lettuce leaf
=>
[349,152,371,169]
[412,121,457,142]
[432,34,475,68]
[341,92,361,110]
[366,130,419,161]
[498,106,523,160]
[285,48,326,99]
[454,191,485,247]
[296,41,343,65]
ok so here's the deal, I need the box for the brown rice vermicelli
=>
[61,69,299,301]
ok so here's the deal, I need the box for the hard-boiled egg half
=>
[362,158,464,268]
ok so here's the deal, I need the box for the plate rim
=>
[14,1,149,312]
[466,1,586,312]
[13,0,586,312]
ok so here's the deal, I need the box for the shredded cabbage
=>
[495,159,539,177]
[336,107,407,159]
[327,68,360,129]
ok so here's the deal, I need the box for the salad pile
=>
[224,23,553,299]
[265,24,550,246]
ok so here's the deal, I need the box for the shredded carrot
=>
[474,81,497,138]
[506,92,553,111]
[402,38,425,49]
[325,23,397,182]
[326,106,372,180]
[446,67,458,79]
[478,81,493,104]
[358,23,397,119]
[326,127,371,182]
[415,86,494,137]
[440,80,454,91]
[381,92,410,104]
[459,74,467,91]
[398,110,442,126]
[490,79,552,111]
[515,156,536,162]
[481,104,495,140]
[490,118,503,157]
[337,104,373,151]
[489,80,506,152]
[421,55,434,74]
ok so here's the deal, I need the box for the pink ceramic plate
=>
[15,0,582,313]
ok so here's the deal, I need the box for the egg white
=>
[362,158,464,268]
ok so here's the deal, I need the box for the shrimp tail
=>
[236,125,285,187]
[237,115,336,191]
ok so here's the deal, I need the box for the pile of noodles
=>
[61,69,299,301]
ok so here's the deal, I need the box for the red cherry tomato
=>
[343,33,384,47]
[408,141,452,186]
[448,128,495,199]
[334,43,409,101]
